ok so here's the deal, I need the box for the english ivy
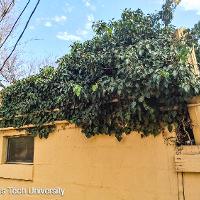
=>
[0,5,200,141]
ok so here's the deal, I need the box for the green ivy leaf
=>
[73,84,82,97]
[92,83,98,92]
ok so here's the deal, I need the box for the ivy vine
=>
[0,2,200,141]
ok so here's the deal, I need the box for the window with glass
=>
[6,136,34,163]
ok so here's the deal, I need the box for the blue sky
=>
[16,0,200,62]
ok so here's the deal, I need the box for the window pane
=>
[7,136,34,163]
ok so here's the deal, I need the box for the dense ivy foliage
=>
[158,0,180,27]
[0,6,200,141]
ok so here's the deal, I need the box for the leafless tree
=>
[20,55,57,79]
[0,0,41,88]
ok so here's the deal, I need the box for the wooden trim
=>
[175,154,200,172]
[175,146,200,173]
[177,172,185,200]
[188,102,200,108]
[177,145,200,155]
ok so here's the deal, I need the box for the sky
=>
[16,0,200,63]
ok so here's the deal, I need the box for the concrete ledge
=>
[0,120,76,132]
[0,164,33,180]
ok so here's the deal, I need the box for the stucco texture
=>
[0,123,178,200]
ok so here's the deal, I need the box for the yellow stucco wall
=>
[0,123,178,200]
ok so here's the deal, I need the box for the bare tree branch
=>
[0,0,14,24]
[0,0,30,49]
[0,0,41,72]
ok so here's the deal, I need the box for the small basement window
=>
[6,136,34,164]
